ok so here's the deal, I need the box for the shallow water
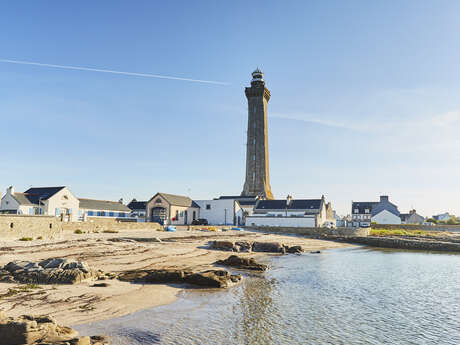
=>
[76,247,460,344]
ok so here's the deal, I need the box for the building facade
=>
[0,186,79,221]
[241,68,274,200]
[78,198,131,220]
[194,196,256,225]
[146,193,200,225]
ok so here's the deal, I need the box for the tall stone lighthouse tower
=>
[241,68,274,199]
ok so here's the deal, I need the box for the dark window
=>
[155,198,162,204]
[97,211,101,216]
[206,204,211,210]
[175,210,179,220]
[118,212,125,217]
[10,223,13,229]
[109,212,114,217]
[49,223,52,229]
[88,211,94,216]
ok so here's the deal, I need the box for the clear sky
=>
[1,1,459,216]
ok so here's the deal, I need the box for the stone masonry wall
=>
[371,224,460,232]
[247,226,369,237]
[62,218,161,232]
[0,215,63,240]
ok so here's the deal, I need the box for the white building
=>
[246,196,335,228]
[0,186,79,221]
[194,196,257,225]
[78,198,131,220]
[370,196,401,225]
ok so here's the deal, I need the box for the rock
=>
[310,250,321,254]
[119,268,242,288]
[2,259,100,285]
[252,242,286,254]
[234,241,252,252]
[184,270,232,288]
[209,240,236,251]
[285,245,303,254]
[216,255,267,271]
[151,237,162,243]
[0,314,109,345]
[91,283,109,287]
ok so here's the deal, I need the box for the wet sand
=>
[0,228,350,325]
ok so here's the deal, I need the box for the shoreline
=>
[0,228,350,326]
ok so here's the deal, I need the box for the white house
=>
[0,186,79,221]
[246,195,335,228]
[194,196,257,225]
[400,210,425,225]
[370,196,401,225]
[78,198,131,220]
[433,213,451,222]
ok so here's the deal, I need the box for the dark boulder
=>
[209,240,236,251]
[216,255,267,271]
[252,242,286,254]
[285,245,303,254]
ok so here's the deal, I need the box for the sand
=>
[0,228,350,326]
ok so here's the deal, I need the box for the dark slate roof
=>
[151,193,200,208]
[127,200,147,210]
[352,202,378,214]
[218,195,257,200]
[371,201,400,217]
[12,193,37,206]
[79,198,131,212]
[21,187,66,204]
[255,199,323,211]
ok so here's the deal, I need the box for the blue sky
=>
[1,1,459,216]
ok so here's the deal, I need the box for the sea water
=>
[75,247,460,344]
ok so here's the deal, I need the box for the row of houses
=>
[0,186,336,227]
[351,195,434,226]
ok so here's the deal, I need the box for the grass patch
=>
[0,284,42,299]
[370,229,436,237]
[74,229,83,234]
[36,236,43,240]
[19,237,33,241]
[102,230,119,233]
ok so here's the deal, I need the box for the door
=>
[184,210,188,225]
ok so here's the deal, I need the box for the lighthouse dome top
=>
[251,68,264,82]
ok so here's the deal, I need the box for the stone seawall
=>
[62,219,161,232]
[338,236,460,252]
[0,215,63,240]
[247,226,370,237]
[372,224,460,232]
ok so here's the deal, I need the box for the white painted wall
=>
[371,210,402,225]
[44,187,80,222]
[194,199,235,225]
[246,216,316,227]
[0,193,20,212]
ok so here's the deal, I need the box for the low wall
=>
[62,218,161,232]
[246,216,316,228]
[247,226,369,237]
[341,236,460,252]
[371,224,460,232]
[0,215,63,240]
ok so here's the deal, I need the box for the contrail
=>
[0,58,229,85]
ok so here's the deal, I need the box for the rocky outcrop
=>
[0,259,101,284]
[252,241,285,253]
[216,255,267,271]
[118,268,242,288]
[0,313,108,345]
[209,240,303,254]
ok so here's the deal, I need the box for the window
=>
[175,210,179,220]
[365,209,369,214]
[206,204,211,210]
[29,208,33,215]
[55,208,60,216]
[97,211,101,216]
[155,198,162,204]
[253,139,256,145]
[253,105,256,113]
[101,211,106,217]
[88,211,94,216]
[354,209,359,214]
[253,155,256,160]
[118,212,125,218]
[109,212,114,217]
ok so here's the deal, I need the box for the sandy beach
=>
[0,228,350,326]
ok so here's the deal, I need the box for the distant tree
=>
[426,218,437,224]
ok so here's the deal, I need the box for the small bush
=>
[36,236,43,240]
[102,230,119,233]
[74,229,83,234]
[19,237,33,241]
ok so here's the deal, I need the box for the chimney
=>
[7,186,14,195]
[286,195,293,207]
[410,209,416,215]
[119,198,124,204]
[380,195,389,203]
